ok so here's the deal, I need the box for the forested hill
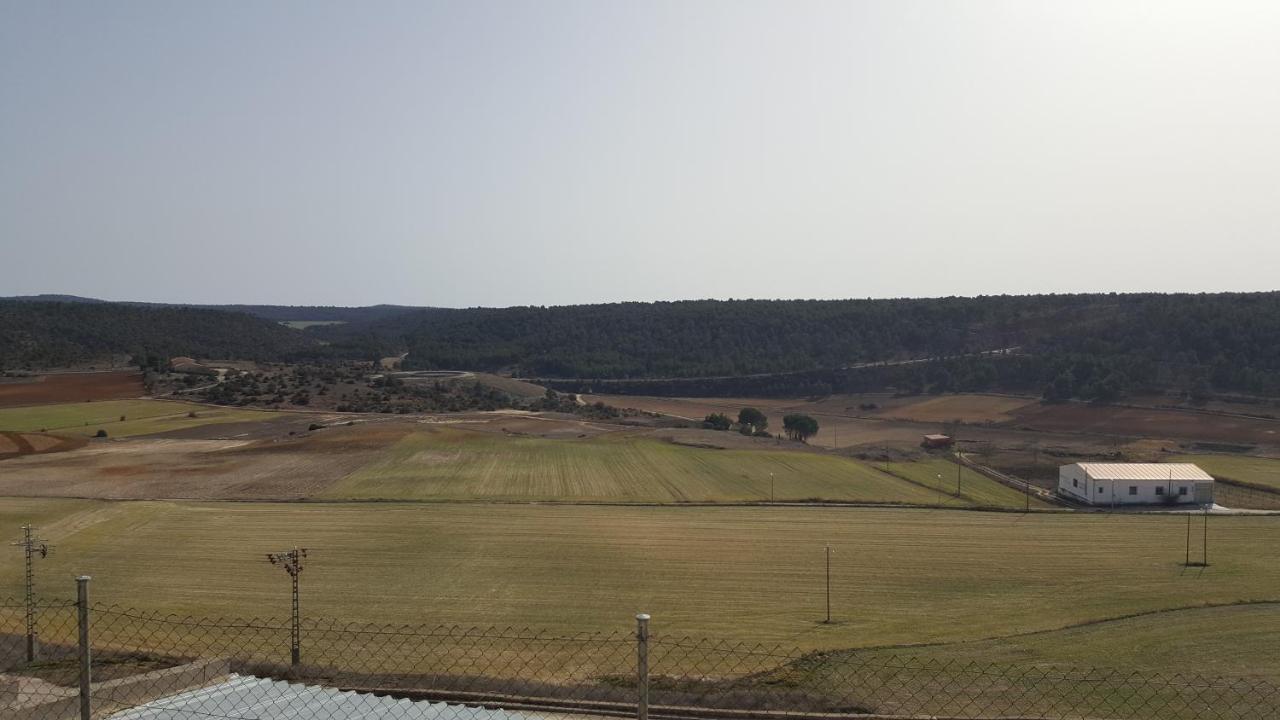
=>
[2,295,416,324]
[312,293,1280,399]
[0,301,318,368]
[7,293,1280,401]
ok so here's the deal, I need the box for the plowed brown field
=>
[1011,403,1280,446]
[0,371,144,407]
[0,431,85,459]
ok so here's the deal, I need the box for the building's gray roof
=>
[1074,463,1214,482]
[109,674,536,720]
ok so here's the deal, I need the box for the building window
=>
[1098,486,1104,494]
[1179,487,1188,496]
[1073,478,1078,487]
[1155,486,1165,496]
[1129,486,1138,495]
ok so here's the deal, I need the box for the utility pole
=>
[956,455,963,496]
[1202,507,1209,566]
[267,547,307,666]
[1185,512,1191,567]
[770,472,775,503]
[11,524,49,662]
[824,545,832,624]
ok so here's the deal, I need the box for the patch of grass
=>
[321,428,945,504]
[3,498,1278,666]
[847,602,1280,675]
[882,459,1053,509]
[0,400,276,438]
[1171,454,1280,493]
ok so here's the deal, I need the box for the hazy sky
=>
[2,1,1278,307]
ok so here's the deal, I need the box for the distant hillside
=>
[316,293,1280,400]
[0,295,419,325]
[9,293,1280,401]
[0,301,320,369]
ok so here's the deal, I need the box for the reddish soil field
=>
[1011,403,1280,447]
[0,371,145,407]
[0,431,86,460]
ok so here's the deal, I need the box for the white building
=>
[1058,463,1214,506]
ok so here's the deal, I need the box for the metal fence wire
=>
[3,590,1279,720]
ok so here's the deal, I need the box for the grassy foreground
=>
[0,399,274,438]
[2,498,1277,666]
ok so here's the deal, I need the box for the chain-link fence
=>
[3,585,1279,720]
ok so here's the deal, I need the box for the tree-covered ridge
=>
[8,293,1280,401]
[0,301,318,368]
[321,293,1280,399]
[329,297,1067,377]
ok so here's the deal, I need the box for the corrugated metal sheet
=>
[1075,463,1214,482]
[109,674,538,720]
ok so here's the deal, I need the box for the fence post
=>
[76,576,91,720]
[636,613,650,720]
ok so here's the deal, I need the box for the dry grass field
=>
[850,601,1280,676]
[0,399,276,438]
[1011,403,1280,446]
[2,499,1277,668]
[870,394,1035,423]
[0,371,144,408]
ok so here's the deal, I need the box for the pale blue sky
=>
[2,1,1278,306]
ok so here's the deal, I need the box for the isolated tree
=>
[738,407,768,433]
[782,414,819,443]
[703,412,732,431]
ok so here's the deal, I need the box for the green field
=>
[883,459,1054,509]
[0,399,275,438]
[1173,454,1280,492]
[3,497,1277,667]
[325,428,945,504]
[279,320,347,329]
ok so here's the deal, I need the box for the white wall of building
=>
[1057,466,1208,506]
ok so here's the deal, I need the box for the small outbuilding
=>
[1058,463,1214,506]
[921,434,954,449]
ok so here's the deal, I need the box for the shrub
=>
[94,429,108,438]
[703,413,733,431]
